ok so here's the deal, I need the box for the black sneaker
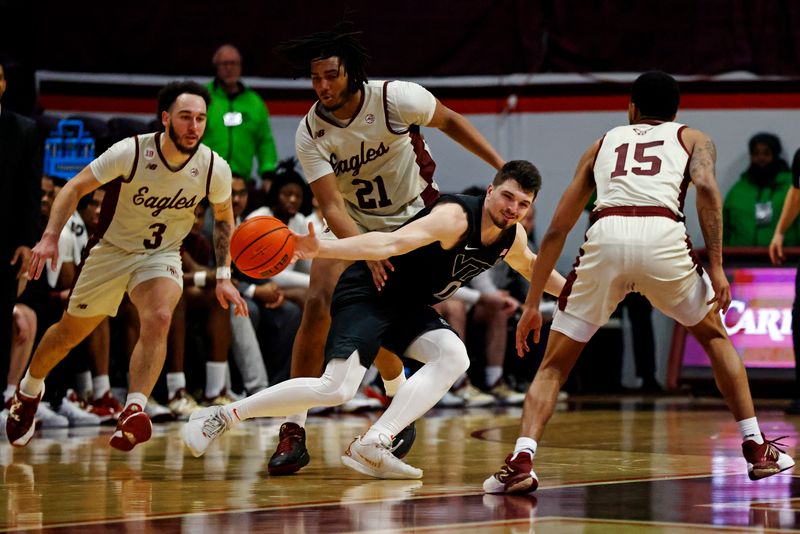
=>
[268,422,310,475]
[392,422,416,459]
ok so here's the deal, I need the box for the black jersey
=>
[334,194,518,306]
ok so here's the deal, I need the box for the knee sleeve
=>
[406,329,470,380]
[314,352,365,404]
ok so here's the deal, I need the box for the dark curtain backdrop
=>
[2,0,800,77]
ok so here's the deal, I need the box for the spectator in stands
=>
[769,148,800,414]
[724,133,800,246]
[204,44,278,194]
[0,59,41,387]
[231,176,301,385]
[246,158,313,309]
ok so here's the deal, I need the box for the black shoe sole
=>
[268,449,310,476]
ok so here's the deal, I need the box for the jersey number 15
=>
[610,141,665,178]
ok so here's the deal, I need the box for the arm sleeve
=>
[385,81,437,130]
[208,157,233,204]
[295,119,333,183]
[89,137,136,184]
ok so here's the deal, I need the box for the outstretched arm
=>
[683,128,730,314]
[515,139,599,355]
[294,202,468,262]
[211,196,248,317]
[427,100,505,170]
[502,224,566,297]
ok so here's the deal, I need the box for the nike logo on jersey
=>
[464,245,480,251]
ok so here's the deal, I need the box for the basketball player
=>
[484,72,795,494]
[266,27,506,474]
[6,81,248,452]
[182,161,566,479]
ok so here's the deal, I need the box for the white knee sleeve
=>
[316,352,366,404]
[406,329,470,383]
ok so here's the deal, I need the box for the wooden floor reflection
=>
[1,396,799,533]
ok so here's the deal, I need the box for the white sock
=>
[485,366,503,388]
[285,413,307,427]
[382,371,406,397]
[738,417,764,444]
[93,375,111,400]
[125,392,148,410]
[76,370,93,399]
[166,372,186,399]
[20,369,44,398]
[4,384,16,403]
[205,362,228,399]
[512,436,537,459]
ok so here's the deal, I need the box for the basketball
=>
[230,216,295,279]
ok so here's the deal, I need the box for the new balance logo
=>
[77,303,89,309]
[146,163,158,170]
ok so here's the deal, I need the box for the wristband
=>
[243,284,256,299]
[216,266,232,279]
[193,270,207,288]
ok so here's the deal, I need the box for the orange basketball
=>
[230,216,295,279]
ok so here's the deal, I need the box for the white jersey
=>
[296,80,438,231]
[592,121,690,217]
[90,133,231,254]
[46,211,88,288]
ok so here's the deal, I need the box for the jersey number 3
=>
[144,223,167,249]
[352,176,392,210]
[610,141,664,178]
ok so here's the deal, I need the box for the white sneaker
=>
[181,405,233,457]
[168,389,200,421]
[57,397,101,427]
[341,435,423,479]
[145,398,175,422]
[489,381,526,406]
[435,390,466,408]
[35,402,69,428]
[454,382,496,407]
[340,390,383,413]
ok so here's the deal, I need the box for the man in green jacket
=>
[205,44,278,184]
[723,132,800,246]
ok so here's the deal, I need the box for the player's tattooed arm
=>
[212,197,234,267]
[688,132,724,266]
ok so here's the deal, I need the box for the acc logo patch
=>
[365,113,375,125]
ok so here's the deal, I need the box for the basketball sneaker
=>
[268,422,310,475]
[454,381,496,407]
[91,390,124,422]
[168,389,200,420]
[488,380,526,406]
[391,422,416,459]
[6,387,42,447]
[181,405,232,457]
[109,404,152,452]
[341,434,423,479]
[202,389,237,407]
[483,451,539,494]
[742,434,795,480]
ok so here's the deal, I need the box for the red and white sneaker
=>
[6,387,43,447]
[483,451,539,494]
[109,404,152,452]
[742,434,795,480]
[91,390,124,422]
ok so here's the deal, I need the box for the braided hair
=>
[275,25,370,94]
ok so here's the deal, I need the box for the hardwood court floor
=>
[1,396,798,533]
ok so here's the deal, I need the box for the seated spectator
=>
[246,158,313,309]
[724,132,800,246]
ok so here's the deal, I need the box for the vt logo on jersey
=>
[451,254,494,281]
[133,186,198,217]
[329,141,390,177]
